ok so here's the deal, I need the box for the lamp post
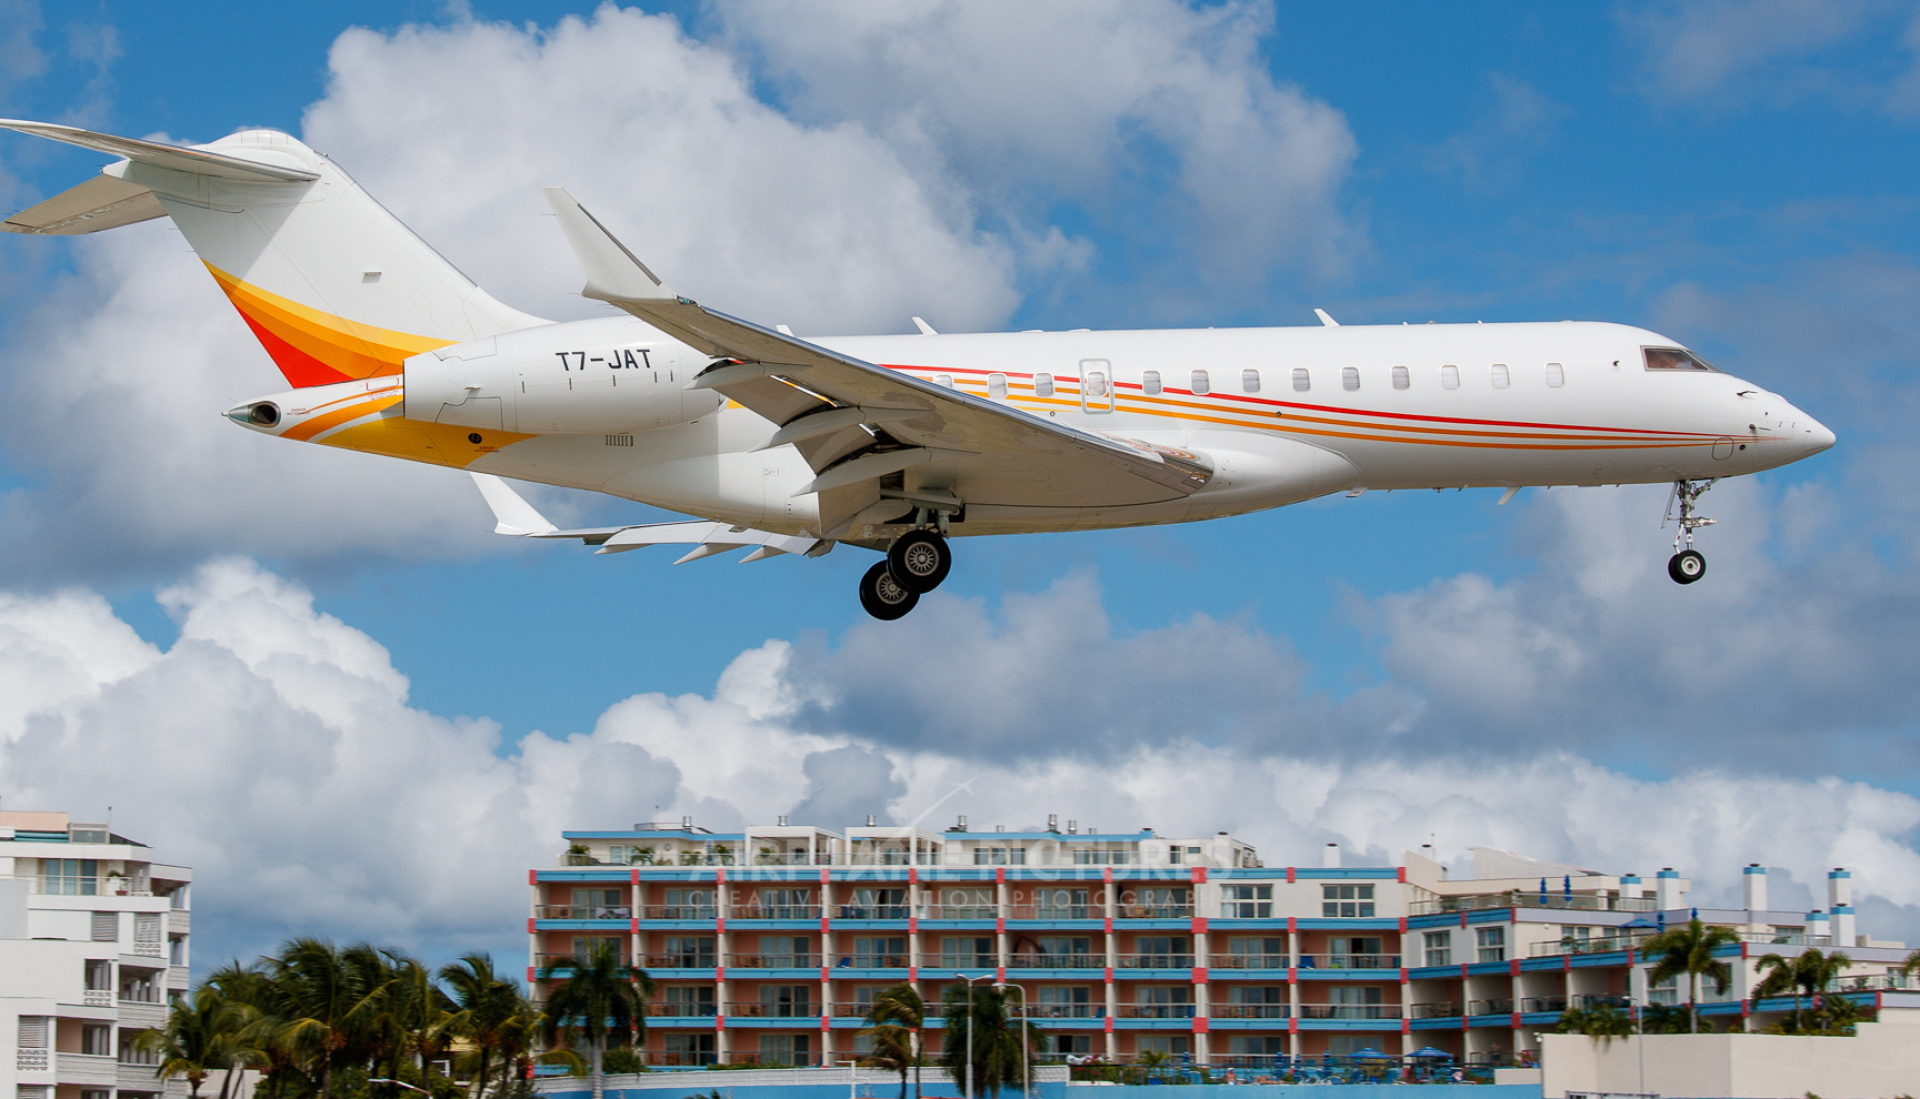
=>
[994,982,1031,1099]
[963,973,994,1099]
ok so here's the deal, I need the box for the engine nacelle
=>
[403,316,723,434]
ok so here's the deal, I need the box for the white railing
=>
[83,990,113,1007]
[17,1049,48,1072]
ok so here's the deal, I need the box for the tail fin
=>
[0,120,546,388]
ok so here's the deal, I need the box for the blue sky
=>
[2,1,1918,967]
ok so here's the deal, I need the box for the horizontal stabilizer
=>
[2,175,164,235]
[0,119,319,182]
[469,472,826,559]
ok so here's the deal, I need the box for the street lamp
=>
[963,973,995,1099]
[994,982,1031,1099]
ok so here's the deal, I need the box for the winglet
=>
[1314,308,1340,327]
[541,187,678,306]
[912,316,938,336]
[470,472,559,536]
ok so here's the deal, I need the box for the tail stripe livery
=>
[204,264,452,386]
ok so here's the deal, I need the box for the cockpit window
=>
[1643,347,1719,372]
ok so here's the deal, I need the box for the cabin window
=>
[1241,369,1261,393]
[1291,368,1310,392]
[1491,364,1510,389]
[1034,373,1055,398]
[1191,369,1210,395]
[987,373,1007,399]
[934,374,954,388]
[1084,371,1108,397]
[1644,348,1717,372]
[1341,367,1360,392]
[1143,370,1162,395]
[1545,362,1565,388]
[1391,365,1410,390]
[1441,365,1459,390]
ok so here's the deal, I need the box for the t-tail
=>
[0,120,544,387]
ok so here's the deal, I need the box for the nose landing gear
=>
[1664,478,1716,585]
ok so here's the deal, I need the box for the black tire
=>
[1668,549,1706,585]
[886,529,952,593]
[859,561,919,620]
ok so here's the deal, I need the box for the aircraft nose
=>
[1803,415,1837,455]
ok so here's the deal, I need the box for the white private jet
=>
[1,122,1835,618]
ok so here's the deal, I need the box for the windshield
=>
[1643,347,1719,372]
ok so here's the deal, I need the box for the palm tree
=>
[939,984,1033,1099]
[539,939,656,1099]
[442,953,533,1099]
[265,937,397,1099]
[1640,918,1740,1034]
[866,984,926,1099]
[860,1023,915,1099]
[138,987,229,1098]
[1753,948,1852,1033]
[1552,1002,1631,1045]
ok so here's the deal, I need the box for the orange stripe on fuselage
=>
[204,264,454,389]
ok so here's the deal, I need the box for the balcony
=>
[834,905,911,920]
[17,1048,48,1073]
[1298,1004,1402,1020]
[918,905,997,920]
[534,905,634,920]
[118,1058,163,1091]
[837,955,909,969]
[1409,893,1655,916]
[724,1001,821,1018]
[646,1002,716,1017]
[1117,1003,1195,1019]
[645,905,718,920]
[1114,954,1195,969]
[934,956,997,970]
[1412,1003,1462,1019]
[54,1052,119,1085]
[1116,904,1194,920]
[1027,1004,1105,1019]
[1520,997,1566,1013]
[1296,954,1400,971]
[1008,954,1101,970]
[642,953,716,969]
[1007,906,1097,920]
[533,953,634,971]
[82,989,113,1007]
[730,906,821,921]
[1209,954,1288,970]
[1739,931,1833,947]
[1211,1003,1288,1019]
[1568,995,1629,1010]
[725,954,818,969]
[1529,937,1636,958]
[1467,999,1514,1016]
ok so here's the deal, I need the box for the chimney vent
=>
[1067,820,1077,834]
[681,815,692,830]
[1048,814,1059,831]
[777,814,789,827]
[1322,842,1341,869]
[866,814,876,827]
[956,815,968,832]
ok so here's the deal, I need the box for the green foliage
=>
[539,940,656,1099]
[1553,1002,1631,1043]
[1638,1003,1692,1034]
[939,984,1036,1099]
[600,1048,648,1075]
[1639,919,1742,1033]
[1754,949,1859,1034]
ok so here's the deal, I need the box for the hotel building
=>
[0,812,193,1099]
[528,817,1915,1068]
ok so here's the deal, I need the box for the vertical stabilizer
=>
[0,121,547,387]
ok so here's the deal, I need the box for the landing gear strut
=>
[858,513,955,620]
[1664,478,1715,585]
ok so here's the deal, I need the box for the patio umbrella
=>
[1352,1048,1388,1059]
[1564,875,1573,900]
[1409,1047,1452,1058]
[1538,877,1548,903]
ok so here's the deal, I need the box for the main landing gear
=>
[1664,478,1715,585]
[857,519,955,620]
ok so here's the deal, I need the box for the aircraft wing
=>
[542,188,1213,538]
[470,473,828,563]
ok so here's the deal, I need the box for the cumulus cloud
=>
[717,0,1360,292]
[5,559,1920,970]
[1620,0,1920,113]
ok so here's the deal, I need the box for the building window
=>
[1422,930,1451,967]
[1034,936,1092,960]
[663,1034,715,1066]
[1134,937,1192,967]
[1241,369,1261,393]
[1220,885,1272,919]
[1291,368,1311,392]
[1034,373,1054,398]
[758,889,810,919]
[17,1016,47,1048]
[90,912,118,942]
[1341,366,1360,391]
[973,847,1025,866]
[1228,1035,1285,1055]
[81,1024,113,1057]
[1546,362,1565,387]
[1441,365,1459,390]
[1321,884,1375,918]
[1226,937,1283,969]
[1476,926,1506,963]
[39,858,98,896]
[1327,985,1385,1019]
[758,936,812,968]
[663,986,715,1015]
[758,985,812,1017]
[853,937,906,967]
[1052,1035,1092,1055]
[1035,890,1090,919]
[1142,370,1162,395]
[1136,986,1193,1018]
[1037,986,1092,1017]
[988,373,1008,399]
[1225,986,1285,1018]
[663,889,713,919]
[1491,363,1510,389]
[1392,365,1410,390]
[662,937,714,967]
[84,960,112,991]
[941,937,995,969]
[1135,1036,1191,1056]
[1190,369,1210,395]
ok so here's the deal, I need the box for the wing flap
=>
[2,175,165,235]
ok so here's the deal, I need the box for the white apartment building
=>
[0,812,191,1099]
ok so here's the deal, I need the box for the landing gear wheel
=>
[859,561,920,620]
[886,529,951,594]
[1668,549,1706,585]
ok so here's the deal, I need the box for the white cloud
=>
[5,558,1920,970]
[1621,0,1917,112]
[716,0,1360,290]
